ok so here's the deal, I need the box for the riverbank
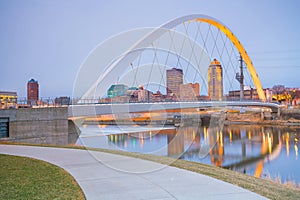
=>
[1,142,300,199]
[225,108,300,126]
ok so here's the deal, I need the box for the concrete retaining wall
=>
[0,107,80,145]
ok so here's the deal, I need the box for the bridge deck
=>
[68,101,280,117]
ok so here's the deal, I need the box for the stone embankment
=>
[225,108,300,126]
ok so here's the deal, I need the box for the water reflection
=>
[78,124,300,183]
[295,133,298,159]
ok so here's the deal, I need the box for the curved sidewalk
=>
[0,145,267,200]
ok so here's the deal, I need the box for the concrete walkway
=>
[0,145,267,200]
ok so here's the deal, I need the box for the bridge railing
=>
[9,97,72,108]
[12,97,277,108]
[72,98,272,105]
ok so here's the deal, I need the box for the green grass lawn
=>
[0,154,85,200]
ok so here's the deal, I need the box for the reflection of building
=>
[27,78,39,101]
[208,59,223,101]
[166,68,183,97]
[167,130,184,157]
[107,84,129,98]
[179,83,200,101]
[0,91,18,109]
[208,127,224,167]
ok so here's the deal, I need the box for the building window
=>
[0,118,9,138]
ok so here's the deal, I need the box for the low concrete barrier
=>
[0,107,80,145]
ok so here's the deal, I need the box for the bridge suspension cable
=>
[77,14,266,102]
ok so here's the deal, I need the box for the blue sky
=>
[1,0,300,98]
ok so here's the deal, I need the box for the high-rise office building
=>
[208,59,223,101]
[166,68,183,97]
[27,78,39,101]
[179,83,200,101]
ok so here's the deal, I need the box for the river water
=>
[77,124,300,184]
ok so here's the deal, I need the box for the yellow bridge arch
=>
[160,15,266,101]
[81,14,266,101]
[194,17,266,101]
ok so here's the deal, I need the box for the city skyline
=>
[1,1,300,98]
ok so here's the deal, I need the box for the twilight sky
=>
[1,0,300,98]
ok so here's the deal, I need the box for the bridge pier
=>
[261,109,272,120]
[261,107,281,120]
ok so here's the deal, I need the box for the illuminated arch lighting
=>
[82,14,266,102]
[194,16,266,101]
[161,14,266,101]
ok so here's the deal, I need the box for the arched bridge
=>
[77,14,266,103]
[71,14,275,119]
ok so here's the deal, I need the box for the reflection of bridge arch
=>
[82,14,266,101]
[221,128,282,176]
[176,125,282,176]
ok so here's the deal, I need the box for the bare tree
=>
[272,85,286,95]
